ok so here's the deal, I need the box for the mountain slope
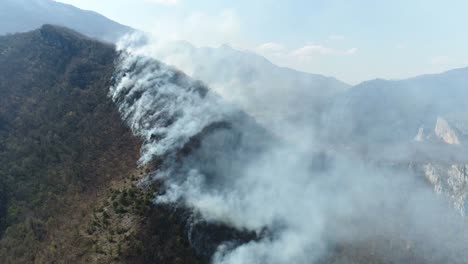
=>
[0,24,138,262]
[0,24,259,264]
[324,68,468,146]
[0,25,203,264]
[323,68,468,215]
[0,0,132,42]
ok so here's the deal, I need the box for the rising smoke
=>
[110,33,468,264]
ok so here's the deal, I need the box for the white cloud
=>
[147,9,242,47]
[346,47,358,54]
[254,41,358,83]
[256,42,287,57]
[292,44,334,56]
[431,55,451,65]
[291,43,357,58]
[257,42,285,52]
[257,42,357,60]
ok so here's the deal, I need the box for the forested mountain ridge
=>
[0,24,250,264]
[0,0,133,42]
[0,25,200,263]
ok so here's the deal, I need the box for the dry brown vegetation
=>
[0,25,199,263]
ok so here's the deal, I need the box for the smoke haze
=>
[111,33,468,264]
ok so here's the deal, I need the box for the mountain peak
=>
[38,24,90,42]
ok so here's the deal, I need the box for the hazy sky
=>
[55,0,468,84]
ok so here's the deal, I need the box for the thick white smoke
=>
[111,33,468,264]
[114,33,349,138]
[110,48,234,164]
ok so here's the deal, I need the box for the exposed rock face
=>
[324,68,468,146]
[423,163,468,215]
[413,118,465,214]
[324,72,468,222]
[414,117,463,145]
[414,127,425,142]
[435,117,461,145]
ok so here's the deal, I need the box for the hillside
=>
[0,25,201,263]
[0,0,132,42]
[0,24,268,264]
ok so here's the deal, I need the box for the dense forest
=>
[0,25,201,263]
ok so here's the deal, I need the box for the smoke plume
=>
[110,33,468,264]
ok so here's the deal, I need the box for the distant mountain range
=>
[324,67,468,147]
[0,0,133,42]
[322,68,468,216]
[154,41,350,132]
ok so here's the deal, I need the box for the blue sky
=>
[56,0,468,84]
